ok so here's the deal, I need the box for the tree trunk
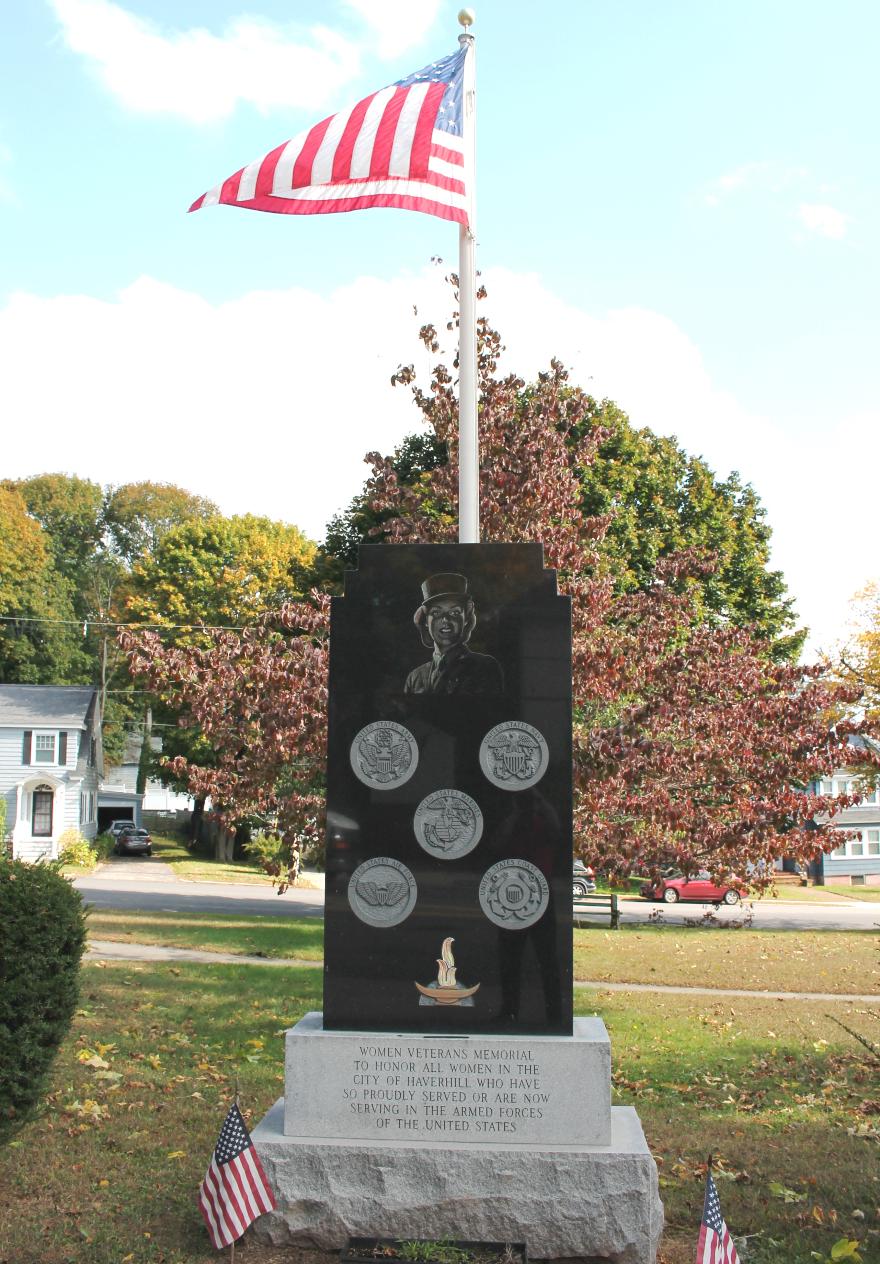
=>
[135,706,152,796]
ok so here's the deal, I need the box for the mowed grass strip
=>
[1,964,877,1264]
[573,926,880,995]
[86,908,324,961]
[148,833,277,885]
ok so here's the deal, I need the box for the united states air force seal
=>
[350,721,418,789]
[348,857,418,927]
[479,859,549,929]
[479,720,549,790]
[413,789,483,860]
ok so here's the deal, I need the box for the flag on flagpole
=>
[198,1102,276,1250]
[696,1169,741,1264]
[190,46,469,226]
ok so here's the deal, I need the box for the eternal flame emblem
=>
[415,937,480,1006]
[479,859,550,930]
[348,857,418,928]
[479,720,549,791]
[404,572,504,695]
[413,789,483,860]
[350,720,419,789]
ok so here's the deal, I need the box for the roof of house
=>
[0,684,97,728]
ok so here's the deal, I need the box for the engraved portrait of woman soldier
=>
[404,573,504,695]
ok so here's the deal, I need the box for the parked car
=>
[114,827,152,857]
[107,818,137,838]
[639,871,746,905]
[573,861,596,897]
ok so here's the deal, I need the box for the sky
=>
[1,0,877,657]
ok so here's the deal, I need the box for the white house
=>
[0,684,103,862]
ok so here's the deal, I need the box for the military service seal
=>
[479,720,549,791]
[349,721,418,789]
[413,789,483,860]
[479,858,549,929]
[347,857,418,928]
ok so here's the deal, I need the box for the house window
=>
[32,788,54,837]
[34,733,56,765]
[830,828,880,858]
[79,792,95,825]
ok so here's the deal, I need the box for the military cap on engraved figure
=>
[404,572,504,695]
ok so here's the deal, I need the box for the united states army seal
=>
[413,789,483,860]
[479,859,549,929]
[348,857,418,928]
[350,721,419,789]
[479,720,549,791]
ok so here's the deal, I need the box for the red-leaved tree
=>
[123,308,876,885]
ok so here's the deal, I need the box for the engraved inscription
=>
[341,1042,549,1136]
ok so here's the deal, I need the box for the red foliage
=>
[121,310,878,884]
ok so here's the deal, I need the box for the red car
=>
[640,871,747,905]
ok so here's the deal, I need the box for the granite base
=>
[252,1100,662,1263]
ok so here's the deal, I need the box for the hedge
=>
[0,859,86,1145]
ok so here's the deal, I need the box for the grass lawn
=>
[1,961,877,1264]
[86,908,324,962]
[149,832,275,885]
[573,926,880,995]
[86,908,880,998]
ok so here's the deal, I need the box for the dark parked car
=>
[573,861,596,897]
[640,871,746,905]
[114,827,152,857]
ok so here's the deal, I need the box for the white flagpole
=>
[457,11,478,544]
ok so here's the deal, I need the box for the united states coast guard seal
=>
[479,720,549,790]
[348,857,418,927]
[350,721,418,789]
[413,789,483,860]
[479,859,549,929]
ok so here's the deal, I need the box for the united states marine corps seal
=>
[479,720,549,790]
[348,857,418,927]
[479,859,549,929]
[349,721,418,789]
[413,789,483,860]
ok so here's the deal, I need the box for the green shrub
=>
[0,859,86,1145]
[58,828,95,870]
[92,832,115,861]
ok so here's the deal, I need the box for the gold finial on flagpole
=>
[458,8,476,29]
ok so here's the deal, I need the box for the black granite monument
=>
[323,543,573,1035]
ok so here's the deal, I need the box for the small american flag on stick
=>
[190,46,469,226]
[198,1102,276,1250]
[696,1166,741,1264]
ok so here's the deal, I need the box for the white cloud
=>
[704,161,807,207]
[345,0,445,59]
[0,266,871,656]
[797,202,851,240]
[48,0,442,124]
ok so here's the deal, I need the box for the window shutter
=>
[59,732,68,765]
[22,731,32,765]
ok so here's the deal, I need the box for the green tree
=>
[0,487,91,684]
[103,481,218,566]
[321,378,800,655]
[3,474,105,597]
[127,514,317,633]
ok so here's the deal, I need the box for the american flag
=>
[198,1102,276,1250]
[190,46,469,226]
[696,1170,741,1264]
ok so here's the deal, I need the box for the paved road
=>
[74,857,880,930]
